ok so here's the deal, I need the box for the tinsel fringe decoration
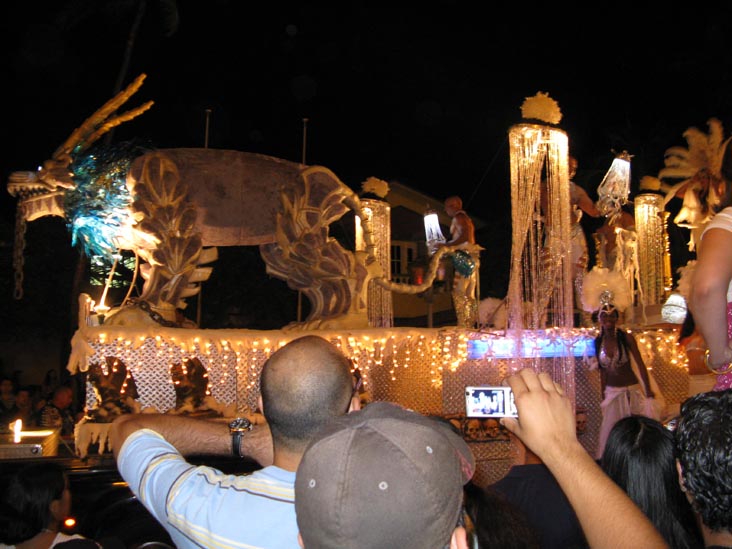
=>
[581,266,632,313]
[65,140,153,264]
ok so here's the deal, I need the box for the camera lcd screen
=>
[465,386,518,418]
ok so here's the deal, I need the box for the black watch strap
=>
[229,417,253,458]
[232,430,244,458]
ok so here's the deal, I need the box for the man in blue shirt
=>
[110,335,358,549]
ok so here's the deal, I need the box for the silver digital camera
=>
[465,386,518,418]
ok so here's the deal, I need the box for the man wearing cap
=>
[110,335,359,549]
[295,401,476,549]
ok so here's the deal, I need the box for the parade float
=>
[8,77,712,484]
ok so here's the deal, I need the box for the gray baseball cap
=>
[295,401,475,549]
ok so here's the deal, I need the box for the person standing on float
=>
[437,195,479,327]
[593,304,657,458]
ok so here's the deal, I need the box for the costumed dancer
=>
[541,156,601,325]
[593,208,639,327]
[687,137,732,391]
[581,267,665,459]
[437,195,480,328]
[567,157,601,321]
[593,208,635,271]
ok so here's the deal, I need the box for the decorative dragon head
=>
[9,73,153,200]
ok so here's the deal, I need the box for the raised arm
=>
[110,413,274,466]
[571,183,601,218]
[501,369,668,549]
[689,227,732,368]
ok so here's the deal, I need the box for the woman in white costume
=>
[592,304,656,458]
[581,266,664,458]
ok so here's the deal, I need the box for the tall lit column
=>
[507,123,571,331]
[662,211,673,295]
[634,193,665,306]
[506,92,574,405]
[356,184,394,328]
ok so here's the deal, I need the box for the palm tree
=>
[107,0,179,143]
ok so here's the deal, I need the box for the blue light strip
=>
[467,329,596,359]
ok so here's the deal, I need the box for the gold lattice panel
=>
[77,325,689,485]
[633,328,690,416]
[84,337,240,413]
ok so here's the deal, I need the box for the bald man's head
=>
[260,336,354,450]
[444,195,462,212]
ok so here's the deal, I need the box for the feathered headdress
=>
[581,267,632,314]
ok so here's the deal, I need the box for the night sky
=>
[5,3,732,206]
[2,2,732,371]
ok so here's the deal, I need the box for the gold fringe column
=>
[507,124,572,331]
[634,193,665,309]
[356,197,394,327]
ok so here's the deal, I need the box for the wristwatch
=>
[229,417,253,458]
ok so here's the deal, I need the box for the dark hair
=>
[0,462,67,544]
[463,481,541,549]
[602,416,703,549]
[678,311,696,342]
[675,389,732,532]
[260,336,353,449]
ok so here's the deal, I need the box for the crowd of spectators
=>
[0,371,84,437]
[104,337,728,548]
[0,335,728,548]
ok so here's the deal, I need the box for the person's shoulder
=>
[510,463,554,479]
[705,208,732,232]
[620,329,640,346]
[595,222,611,235]
[247,465,296,486]
[54,541,101,548]
[39,403,56,414]
[52,533,102,548]
[569,181,584,195]
[195,466,295,503]
[620,211,635,223]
